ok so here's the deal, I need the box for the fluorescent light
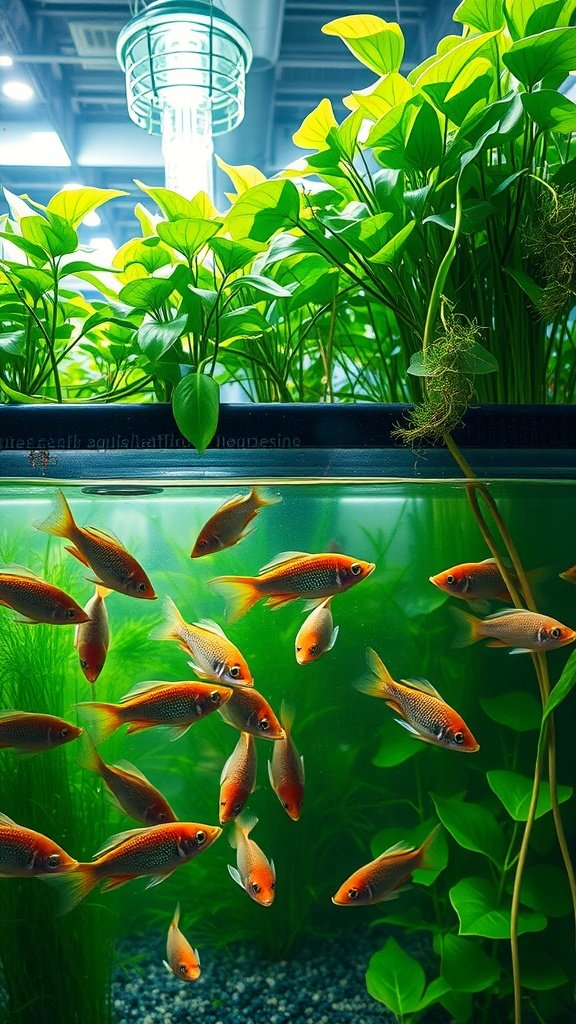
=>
[82,210,101,227]
[0,56,14,68]
[61,181,84,191]
[0,127,71,166]
[2,80,34,101]
[87,236,116,265]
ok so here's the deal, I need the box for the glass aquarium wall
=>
[0,461,574,1024]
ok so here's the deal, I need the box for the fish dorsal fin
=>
[193,618,227,639]
[479,558,497,564]
[378,839,415,858]
[0,811,17,826]
[216,492,244,510]
[0,564,44,581]
[484,607,528,620]
[400,677,443,699]
[120,680,173,702]
[236,812,258,836]
[0,710,28,722]
[259,551,310,574]
[83,526,126,549]
[279,700,295,734]
[112,759,148,781]
[94,825,150,857]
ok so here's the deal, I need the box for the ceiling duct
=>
[217,0,285,70]
[68,21,123,69]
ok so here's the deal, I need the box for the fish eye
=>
[233,803,242,814]
[454,731,464,745]
[197,539,209,548]
[67,609,77,619]
[258,718,270,732]
[209,690,221,704]
[270,881,275,890]
[251,882,261,894]
[195,830,206,846]
[59,727,70,738]
[296,645,302,652]
[137,582,147,592]
[156,812,167,823]
[446,574,456,585]
[179,964,187,975]
[350,563,362,576]
[229,666,241,679]
[347,887,359,900]
[551,627,562,639]
[80,659,88,669]
[47,853,61,869]
[282,801,289,809]
[309,644,318,655]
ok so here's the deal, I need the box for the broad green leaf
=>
[404,102,443,173]
[215,156,266,196]
[2,266,52,300]
[172,372,219,454]
[503,27,576,88]
[370,221,415,265]
[80,306,138,337]
[119,278,174,311]
[114,237,173,282]
[508,863,571,919]
[503,265,543,307]
[209,237,265,275]
[543,648,576,720]
[372,720,421,766]
[60,260,115,277]
[217,308,270,343]
[137,312,188,361]
[0,231,47,264]
[344,72,413,117]
[417,977,450,1011]
[135,181,201,222]
[225,274,292,299]
[20,214,77,259]
[157,218,221,260]
[293,98,339,152]
[366,938,425,1016]
[432,794,505,866]
[480,690,541,731]
[322,16,405,76]
[2,189,39,222]
[367,96,421,156]
[487,770,572,821]
[525,0,576,35]
[47,187,127,228]
[424,201,494,235]
[134,201,159,237]
[225,180,300,242]
[413,31,500,89]
[440,990,474,1022]
[0,329,25,354]
[522,90,576,133]
[441,934,500,992]
[454,0,505,32]
[516,935,570,990]
[554,155,576,185]
[450,876,547,938]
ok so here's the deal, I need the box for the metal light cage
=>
[116,0,252,136]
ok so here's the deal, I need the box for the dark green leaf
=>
[370,221,415,265]
[218,308,270,342]
[225,180,300,242]
[119,278,174,312]
[480,690,541,731]
[137,312,188,360]
[503,266,543,307]
[2,266,53,300]
[516,934,570,990]
[209,237,265,275]
[372,720,421,766]
[440,990,474,1022]
[503,28,576,88]
[525,0,576,35]
[450,876,547,938]
[432,793,505,866]
[225,274,292,299]
[366,938,425,1016]
[417,976,450,1010]
[487,770,572,821]
[404,102,443,173]
[157,218,221,260]
[441,933,500,992]
[508,863,571,919]
[172,372,219,454]
[522,90,576,133]
[543,648,576,720]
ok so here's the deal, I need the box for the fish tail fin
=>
[171,902,181,928]
[208,577,261,623]
[251,487,282,509]
[34,489,76,540]
[279,700,295,735]
[95,585,112,600]
[230,812,258,848]
[418,824,443,871]
[450,607,482,648]
[41,863,98,914]
[354,647,395,699]
[149,595,186,643]
[76,730,106,777]
[75,701,122,743]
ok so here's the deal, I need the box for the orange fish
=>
[75,585,111,683]
[268,704,304,820]
[355,649,479,752]
[76,679,232,743]
[228,814,275,907]
[77,732,177,825]
[560,565,576,585]
[219,732,257,825]
[332,824,441,906]
[35,490,156,600]
[452,607,576,654]
[163,903,200,982]
[151,596,253,685]
[0,564,90,625]
[429,559,514,604]
[218,685,284,741]
[210,551,375,622]
[191,486,281,557]
[0,811,78,876]
[295,598,339,664]
[51,821,221,912]
[0,711,82,754]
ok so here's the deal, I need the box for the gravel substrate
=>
[113,930,448,1024]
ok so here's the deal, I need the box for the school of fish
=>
[1,487,575,983]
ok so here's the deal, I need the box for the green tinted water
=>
[0,480,574,1023]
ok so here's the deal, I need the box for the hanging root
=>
[523,185,576,319]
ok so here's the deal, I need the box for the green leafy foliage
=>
[172,371,219,453]
[441,934,500,992]
[487,771,573,821]
[450,876,547,938]
[480,690,541,731]
[432,794,506,866]
[365,938,425,1015]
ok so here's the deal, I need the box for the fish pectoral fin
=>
[169,725,192,741]
[112,759,148,782]
[145,870,174,889]
[326,625,340,651]
[125,721,154,735]
[0,811,17,826]
[508,647,533,655]
[400,677,443,699]
[227,864,244,889]
[301,597,329,612]
[193,618,228,639]
[100,875,134,893]
[264,594,298,610]
[485,639,509,648]
[468,600,492,614]
[162,960,172,975]
[187,661,213,681]
[267,759,275,789]
[393,718,421,737]
[11,613,40,625]
[64,545,90,567]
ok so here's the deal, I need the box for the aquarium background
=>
[0,478,574,1024]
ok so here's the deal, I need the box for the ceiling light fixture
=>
[117,0,252,201]
[2,80,34,102]
[0,56,14,68]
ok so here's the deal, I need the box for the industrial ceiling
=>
[0,0,454,241]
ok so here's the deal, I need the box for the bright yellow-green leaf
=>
[134,201,160,238]
[48,187,127,229]
[215,156,266,197]
[408,35,463,84]
[454,0,505,33]
[322,15,405,76]
[186,190,220,220]
[292,98,338,152]
[413,31,500,88]
[371,221,415,264]
[344,73,413,118]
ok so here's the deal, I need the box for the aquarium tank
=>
[0,407,574,1024]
